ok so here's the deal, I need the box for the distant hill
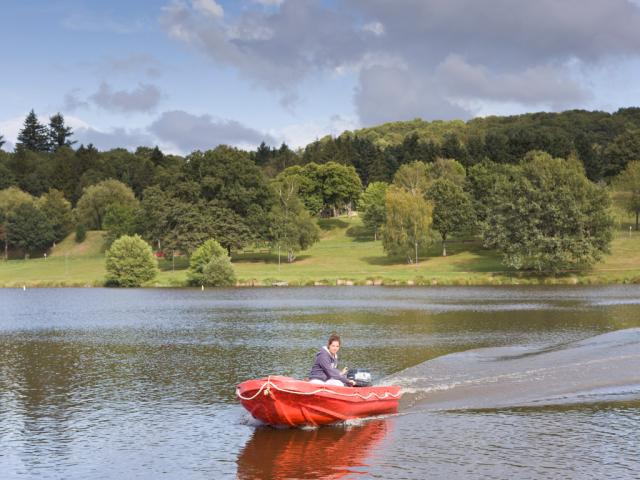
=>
[300,108,640,182]
[349,108,640,148]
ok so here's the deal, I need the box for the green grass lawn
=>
[225,217,505,285]
[1,217,639,287]
[0,231,106,287]
[50,230,106,257]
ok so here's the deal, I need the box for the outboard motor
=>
[346,368,372,387]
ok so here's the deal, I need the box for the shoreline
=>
[3,273,640,288]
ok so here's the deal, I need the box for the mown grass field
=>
[1,214,639,288]
[0,231,107,287]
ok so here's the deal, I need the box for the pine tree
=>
[150,146,164,166]
[0,134,5,149]
[48,113,75,149]
[16,110,49,152]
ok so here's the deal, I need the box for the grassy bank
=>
[1,217,639,287]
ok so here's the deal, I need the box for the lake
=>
[1,286,639,479]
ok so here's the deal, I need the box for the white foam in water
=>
[386,328,640,411]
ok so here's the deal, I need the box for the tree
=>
[150,146,165,166]
[105,235,158,287]
[73,143,102,201]
[321,162,362,216]
[616,160,640,230]
[187,239,236,287]
[440,133,468,165]
[575,132,603,182]
[160,201,217,256]
[16,110,49,152]
[268,178,320,263]
[208,205,254,255]
[182,146,273,239]
[50,146,81,202]
[254,141,272,167]
[277,164,324,214]
[260,142,300,177]
[382,186,433,264]
[481,152,614,273]
[38,189,74,242]
[6,203,55,255]
[0,155,15,189]
[392,161,430,196]
[75,223,86,243]
[426,179,475,256]
[425,158,466,186]
[138,185,173,251]
[48,113,75,149]
[75,179,139,229]
[0,187,36,259]
[484,132,510,164]
[99,148,155,198]
[103,202,140,247]
[202,255,237,287]
[467,160,518,224]
[604,129,640,177]
[277,162,362,217]
[139,186,208,256]
[7,147,53,195]
[0,134,5,150]
[139,186,251,257]
[359,182,388,240]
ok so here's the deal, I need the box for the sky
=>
[2,0,640,155]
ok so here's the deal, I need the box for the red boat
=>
[236,375,402,427]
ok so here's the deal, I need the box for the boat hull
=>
[236,376,402,427]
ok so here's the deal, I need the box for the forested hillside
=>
[305,108,640,183]
[1,108,639,279]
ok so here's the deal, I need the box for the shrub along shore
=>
[1,217,639,288]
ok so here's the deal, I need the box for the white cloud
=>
[63,115,91,132]
[435,54,589,108]
[160,0,640,123]
[362,21,384,36]
[74,126,155,151]
[251,0,284,6]
[161,0,367,91]
[149,110,275,152]
[162,2,197,42]
[0,117,24,144]
[355,65,470,125]
[63,89,90,112]
[192,0,223,18]
[89,82,163,113]
[273,114,360,148]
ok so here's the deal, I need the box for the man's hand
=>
[341,367,348,375]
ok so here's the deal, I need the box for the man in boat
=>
[309,334,356,386]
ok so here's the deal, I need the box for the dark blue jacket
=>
[309,346,350,384]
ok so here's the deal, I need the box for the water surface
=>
[1,286,639,479]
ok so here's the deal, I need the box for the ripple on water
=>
[1,287,640,479]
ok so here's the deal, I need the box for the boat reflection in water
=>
[236,419,391,479]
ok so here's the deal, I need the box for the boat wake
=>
[383,328,640,411]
